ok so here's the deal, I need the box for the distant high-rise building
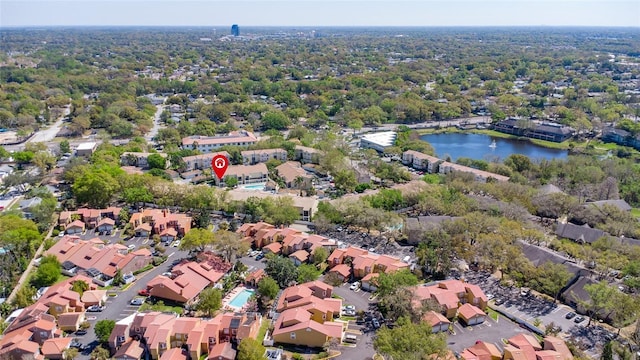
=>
[231,24,239,36]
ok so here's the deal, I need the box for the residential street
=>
[144,102,166,143]
[75,248,188,359]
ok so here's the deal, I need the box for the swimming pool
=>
[241,183,266,191]
[229,289,255,308]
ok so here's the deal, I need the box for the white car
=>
[172,240,181,248]
[130,298,144,306]
[127,244,136,251]
[349,282,360,291]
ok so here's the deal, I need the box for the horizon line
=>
[2,24,640,29]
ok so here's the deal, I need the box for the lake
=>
[419,133,568,162]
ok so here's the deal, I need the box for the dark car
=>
[255,253,265,261]
[565,312,576,320]
[75,330,88,336]
[574,316,585,323]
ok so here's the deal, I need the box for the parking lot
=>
[464,271,616,356]
[448,315,528,354]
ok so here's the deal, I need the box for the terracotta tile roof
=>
[113,339,144,359]
[289,249,310,262]
[457,303,486,320]
[208,342,236,360]
[505,345,531,360]
[465,283,488,302]
[244,269,265,283]
[160,348,188,360]
[509,334,542,351]
[97,217,115,226]
[81,290,107,304]
[543,336,573,360]
[438,279,467,294]
[41,337,72,357]
[57,312,84,328]
[329,264,351,278]
[263,242,282,254]
[535,350,563,360]
[66,220,85,229]
[423,311,450,327]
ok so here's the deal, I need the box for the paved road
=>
[28,105,71,144]
[75,248,189,359]
[145,103,166,143]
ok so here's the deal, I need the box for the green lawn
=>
[139,301,184,314]
[486,308,500,321]
[257,319,269,341]
[631,208,640,218]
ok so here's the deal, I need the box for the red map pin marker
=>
[211,154,229,180]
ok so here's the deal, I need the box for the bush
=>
[52,229,60,237]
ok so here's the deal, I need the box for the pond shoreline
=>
[415,126,576,150]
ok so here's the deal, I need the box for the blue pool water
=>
[229,289,255,308]
[241,183,266,191]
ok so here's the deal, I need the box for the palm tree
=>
[293,176,305,196]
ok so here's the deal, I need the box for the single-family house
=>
[208,342,236,360]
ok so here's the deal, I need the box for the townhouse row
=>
[0,275,109,360]
[109,311,261,360]
[402,150,510,182]
[461,333,573,360]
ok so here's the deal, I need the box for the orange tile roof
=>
[458,303,486,320]
[329,264,351,278]
[290,249,310,262]
[509,334,542,351]
[208,342,236,360]
[543,336,573,360]
[438,279,467,294]
[160,348,188,360]
[505,345,530,360]
[263,242,282,254]
[41,337,73,357]
[423,311,450,327]
[535,350,563,360]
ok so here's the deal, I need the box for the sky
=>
[1,0,639,28]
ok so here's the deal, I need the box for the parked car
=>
[172,240,181,248]
[494,298,505,306]
[70,339,84,349]
[565,312,576,320]
[255,253,265,260]
[127,244,136,251]
[138,289,149,296]
[75,330,88,336]
[372,318,381,329]
[130,298,144,306]
[86,305,105,312]
[574,316,585,323]
[350,282,360,291]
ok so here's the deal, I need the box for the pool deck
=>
[222,285,251,312]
